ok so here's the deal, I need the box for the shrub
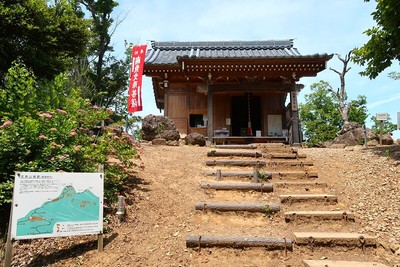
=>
[0,62,142,228]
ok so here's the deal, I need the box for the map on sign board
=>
[11,172,103,240]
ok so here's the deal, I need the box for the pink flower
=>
[39,112,52,120]
[70,130,77,136]
[56,109,67,115]
[0,120,12,129]
[92,105,100,110]
[106,108,113,115]
[39,134,48,140]
[73,145,81,151]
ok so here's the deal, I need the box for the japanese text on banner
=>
[128,44,147,113]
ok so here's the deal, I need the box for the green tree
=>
[77,0,131,108]
[349,95,369,124]
[0,0,90,80]
[370,115,397,134]
[300,81,368,146]
[352,0,400,79]
[300,81,342,146]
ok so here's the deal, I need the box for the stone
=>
[184,133,206,146]
[380,134,394,145]
[152,138,167,145]
[142,115,180,141]
[332,123,378,147]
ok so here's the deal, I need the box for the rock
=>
[142,115,180,141]
[160,129,180,141]
[380,134,394,145]
[367,139,379,146]
[332,123,378,146]
[152,138,167,145]
[166,140,179,146]
[184,133,206,146]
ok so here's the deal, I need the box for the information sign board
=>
[376,113,388,121]
[11,172,103,240]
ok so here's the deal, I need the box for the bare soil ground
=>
[2,143,400,266]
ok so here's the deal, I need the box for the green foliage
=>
[352,0,400,79]
[258,172,270,181]
[0,0,90,80]
[300,81,369,147]
[0,62,143,208]
[349,95,369,124]
[300,81,342,146]
[76,0,130,109]
[370,115,397,134]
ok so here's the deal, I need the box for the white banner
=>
[11,172,103,240]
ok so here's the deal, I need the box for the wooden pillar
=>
[290,84,303,146]
[207,86,213,141]
[163,92,168,116]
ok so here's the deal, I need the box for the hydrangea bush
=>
[0,62,143,210]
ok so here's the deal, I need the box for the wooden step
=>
[207,150,262,158]
[186,235,292,250]
[271,171,318,178]
[284,210,355,222]
[267,160,313,167]
[274,182,327,189]
[200,182,273,192]
[205,159,266,167]
[206,170,272,182]
[195,202,280,213]
[294,232,376,247]
[214,144,258,149]
[266,153,306,159]
[206,170,260,178]
[303,260,388,267]
[280,194,338,204]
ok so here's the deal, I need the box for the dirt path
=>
[3,144,400,266]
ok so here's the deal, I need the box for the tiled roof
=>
[145,40,328,65]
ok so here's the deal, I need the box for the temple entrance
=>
[231,95,261,136]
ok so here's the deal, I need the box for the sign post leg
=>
[380,121,383,146]
[97,233,104,252]
[4,201,15,267]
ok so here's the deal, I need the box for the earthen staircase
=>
[186,143,388,266]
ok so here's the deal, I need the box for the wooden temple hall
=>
[143,40,332,145]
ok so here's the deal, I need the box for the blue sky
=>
[111,0,400,138]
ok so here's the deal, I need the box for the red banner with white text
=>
[128,44,147,113]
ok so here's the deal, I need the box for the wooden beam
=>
[200,182,273,192]
[205,160,266,167]
[186,235,293,250]
[195,202,280,213]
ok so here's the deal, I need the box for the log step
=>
[207,150,262,158]
[284,210,355,222]
[214,144,258,149]
[206,170,318,179]
[207,170,255,178]
[280,194,338,204]
[303,260,388,267]
[293,232,376,247]
[195,202,280,213]
[200,182,273,192]
[267,160,314,167]
[186,235,293,250]
[274,182,327,188]
[271,171,318,178]
[267,153,306,159]
[205,160,266,167]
